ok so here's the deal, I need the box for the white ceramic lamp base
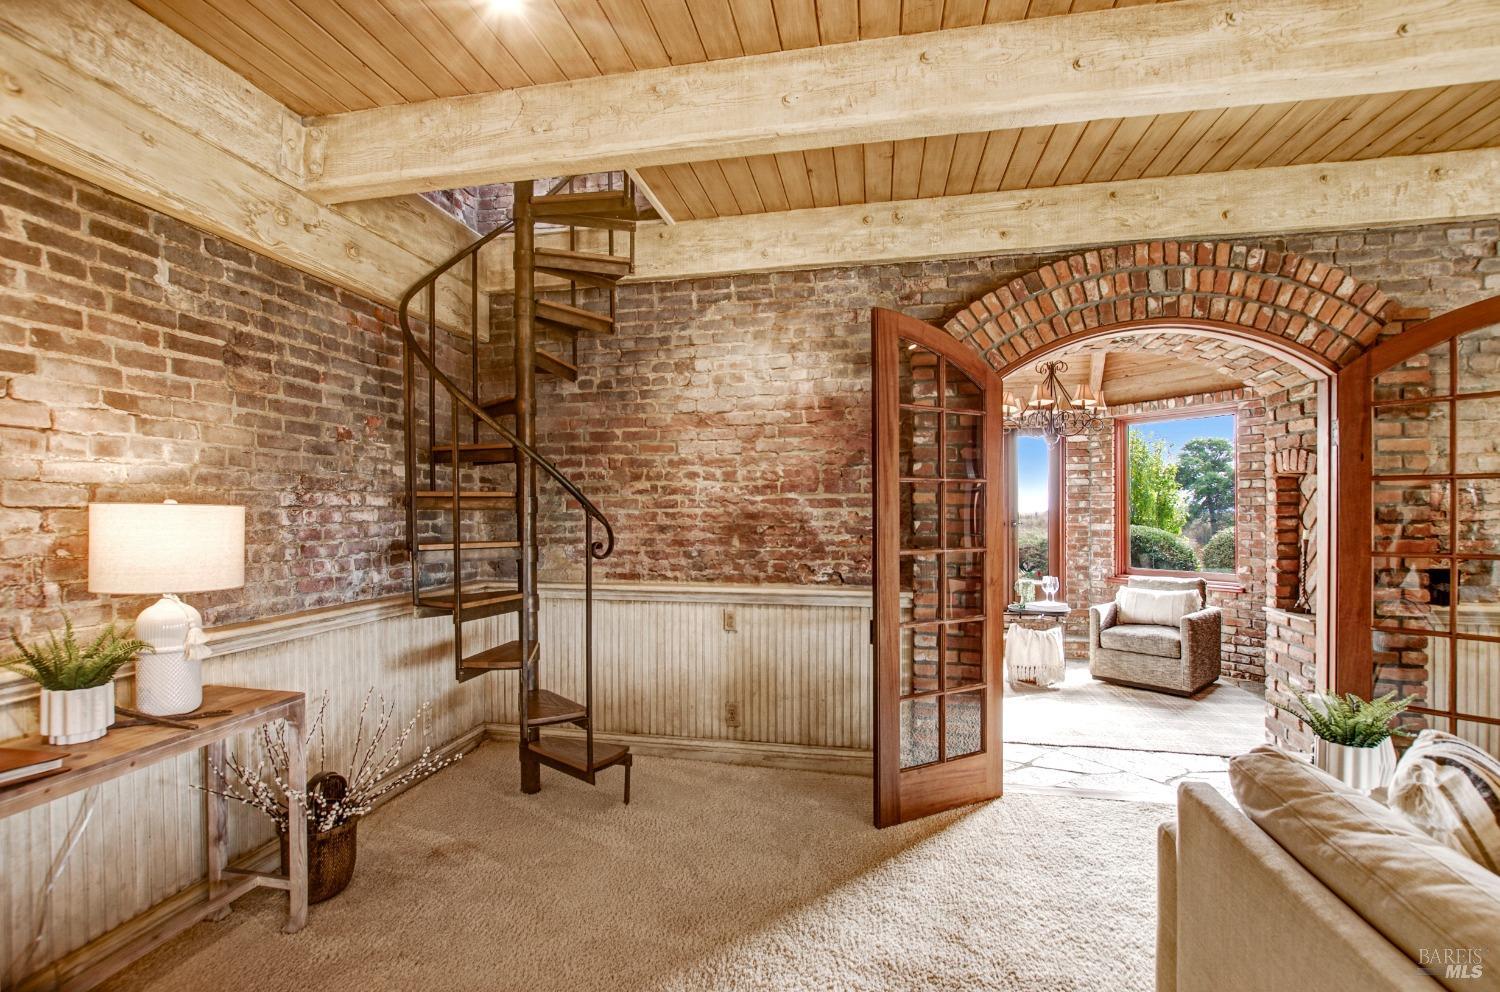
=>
[134,595,209,716]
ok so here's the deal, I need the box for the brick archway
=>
[942,241,1396,373]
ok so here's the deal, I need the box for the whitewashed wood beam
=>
[304,0,1500,202]
[0,0,476,326]
[477,148,1500,286]
[627,169,676,226]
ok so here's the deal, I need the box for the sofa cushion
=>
[1230,746,1500,992]
[1115,586,1202,626]
[1389,730,1500,873]
[1099,622,1182,658]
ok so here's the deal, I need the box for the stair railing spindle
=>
[451,396,463,678]
[585,511,594,773]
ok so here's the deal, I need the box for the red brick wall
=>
[529,224,1497,586]
[0,148,430,639]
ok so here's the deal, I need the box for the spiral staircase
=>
[397,174,655,801]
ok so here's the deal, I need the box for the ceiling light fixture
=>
[1002,360,1109,445]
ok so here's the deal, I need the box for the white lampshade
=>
[88,502,245,594]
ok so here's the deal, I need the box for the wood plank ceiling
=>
[636,82,1500,219]
[1004,351,1244,408]
[129,0,1180,117]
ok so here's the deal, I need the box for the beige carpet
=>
[1005,661,1267,757]
[105,745,1166,992]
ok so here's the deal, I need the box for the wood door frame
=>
[1334,295,1500,698]
[873,307,1006,828]
[1002,430,1067,602]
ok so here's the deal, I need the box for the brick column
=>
[1271,448,1312,611]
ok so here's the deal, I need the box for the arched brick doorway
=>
[939,241,1420,703]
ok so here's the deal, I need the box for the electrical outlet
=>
[724,701,741,727]
[722,608,737,632]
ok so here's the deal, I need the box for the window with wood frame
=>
[1115,410,1237,578]
[1008,432,1064,596]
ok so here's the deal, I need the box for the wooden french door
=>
[1337,296,1500,755]
[873,308,1005,827]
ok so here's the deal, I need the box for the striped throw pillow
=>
[1389,730,1500,874]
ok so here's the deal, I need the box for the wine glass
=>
[1041,575,1059,602]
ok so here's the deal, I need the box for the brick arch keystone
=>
[942,241,1396,373]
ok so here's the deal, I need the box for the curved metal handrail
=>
[397,177,615,559]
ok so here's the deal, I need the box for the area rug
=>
[1005,660,1268,757]
[104,745,1166,992]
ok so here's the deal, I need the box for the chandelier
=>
[1003,360,1109,444]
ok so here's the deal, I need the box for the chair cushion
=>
[1389,730,1500,874]
[1098,623,1182,658]
[1115,586,1202,626]
[1230,746,1500,992]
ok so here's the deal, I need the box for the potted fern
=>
[4,619,147,745]
[1282,690,1415,792]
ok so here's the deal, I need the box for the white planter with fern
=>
[38,682,116,745]
[1281,690,1413,794]
[1313,736,1397,793]
[6,619,147,747]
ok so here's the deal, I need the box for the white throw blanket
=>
[1005,623,1065,687]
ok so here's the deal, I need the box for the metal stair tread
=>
[529,736,630,773]
[536,300,613,335]
[526,689,587,726]
[414,489,516,499]
[535,349,578,381]
[428,442,516,464]
[533,246,633,275]
[416,541,521,551]
[416,585,523,611]
[462,639,537,672]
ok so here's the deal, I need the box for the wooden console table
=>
[0,684,307,990]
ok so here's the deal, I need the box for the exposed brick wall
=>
[0,148,433,639]
[1264,606,1318,752]
[1055,389,1272,679]
[519,223,1497,589]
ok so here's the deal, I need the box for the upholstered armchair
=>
[1088,576,1223,696]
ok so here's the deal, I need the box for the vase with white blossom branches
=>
[203,688,460,902]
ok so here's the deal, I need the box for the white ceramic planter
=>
[38,682,116,745]
[1314,737,1396,793]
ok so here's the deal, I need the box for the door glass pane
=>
[943,621,985,689]
[1456,639,1500,727]
[1456,396,1500,473]
[1457,478,1500,554]
[945,552,984,619]
[1372,556,1450,631]
[906,555,940,623]
[944,690,983,759]
[945,362,983,410]
[900,696,940,768]
[901,624,941,696]
[1372,402,1450,476]
[945,413,982,479]
[1374,628,1449,712]
[944,483,984,549]
[901,411,940,478]
[1457,720,1500,755]
[1372,479,1450,554]
[1373,340,1450,402]
[900,483,940,550]
[1457,560,1500,638]
[901,343,941,406]
[1456,322,1500,394]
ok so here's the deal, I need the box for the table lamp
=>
[88,501,245,715]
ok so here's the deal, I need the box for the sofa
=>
[1089,576,1222,695]
[1159,751,1500,992]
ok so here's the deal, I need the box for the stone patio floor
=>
[1003,742,1235,804]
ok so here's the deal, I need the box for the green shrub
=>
[1017,531,1048,576]
[1201,528,1236,572]
[1129,525,1199,571]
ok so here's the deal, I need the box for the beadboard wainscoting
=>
[1,582,873,987]
[1,600,504,991]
